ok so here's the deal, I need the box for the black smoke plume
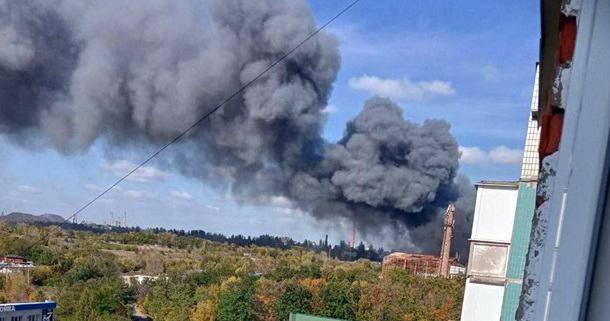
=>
[0,0,474,256]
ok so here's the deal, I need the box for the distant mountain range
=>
[0,212,65,224]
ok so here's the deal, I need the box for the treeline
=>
[143,264,464,321]
[34,221,388,262]
[0,223,465,321]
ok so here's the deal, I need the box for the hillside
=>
[0,212,65,224]
[7,218,388,263]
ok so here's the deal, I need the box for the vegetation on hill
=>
[0,222,464,321]
[21,219,388,263]
[0,212,65,224]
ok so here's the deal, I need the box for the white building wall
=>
[460,279,505,321]
[471,185,519,242]
[461,183,519,321]
[520,66,541,181]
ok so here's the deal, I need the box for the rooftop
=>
[476,180,519,188]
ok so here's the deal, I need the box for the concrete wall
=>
[471,185,519,242]
[460,279,505,321]
[518,1,610,320]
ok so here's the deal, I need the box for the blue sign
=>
[0,301,56,314]
[0,305,15,312]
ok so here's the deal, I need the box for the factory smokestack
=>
[439,203,455,277]
[351,222,356,248]
[0,0,474,255]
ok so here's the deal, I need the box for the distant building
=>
[381,204,464,278]
[460,67,540,321]
[382,253,464,278]
[383,253,441,276]
[121,274,160,286]
[0,255,34,274]
[0,255,29,265]
[0,301,56,321]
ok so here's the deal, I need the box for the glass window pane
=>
[469,243,509,278]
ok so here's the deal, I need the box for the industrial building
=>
[460,66,540,321]
[0,301,56,321]
[382,253,464,277]
[382,204,465,278]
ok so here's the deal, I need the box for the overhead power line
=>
[25,0,362,251]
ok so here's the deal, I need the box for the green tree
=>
[318,280,358,320]
[29,246,56,265]
[64,254,120,284]
[56,278,131,321]
[191,284,221,321]
[144,276,198,321]
[216,278,256,321]
[357,279,414,321]
[274,283,313,320]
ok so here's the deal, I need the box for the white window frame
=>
[467,240,510,285]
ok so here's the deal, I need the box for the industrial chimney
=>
[439,203,455,278]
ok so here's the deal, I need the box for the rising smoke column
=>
[0,0,473,255]
[289,97,473,254]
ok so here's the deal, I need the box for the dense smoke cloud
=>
[0,0,473,256]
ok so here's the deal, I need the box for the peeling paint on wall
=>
[562,0,582,17]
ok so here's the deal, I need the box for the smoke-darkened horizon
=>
[0,0,474,256]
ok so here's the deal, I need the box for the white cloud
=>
[204,204,220,212]
[17,185,38,194]
[459,146,489,165]
[348,75,455,101]
[169,190,193,202]
[321,104,337,114]
[459,145,523,165]
[488,146,523,165]
[123,190,154,200]
[102,160,168,182]
[482,64,499,82]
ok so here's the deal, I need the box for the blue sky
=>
[0,0,540,246]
